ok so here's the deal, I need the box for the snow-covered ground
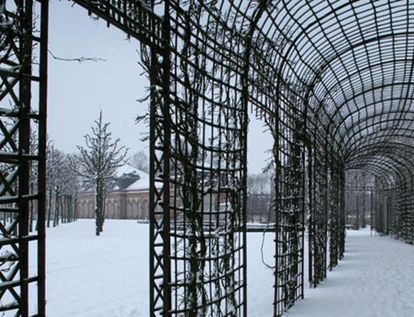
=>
[39,220,149,317]
[35,220,414,316]
[285,228,414,317]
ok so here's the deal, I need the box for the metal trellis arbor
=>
[2,0,414,316]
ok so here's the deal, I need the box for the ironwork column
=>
[0,0,47,315]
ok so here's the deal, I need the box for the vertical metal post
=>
[370,189,373,237]
[160,2,171,313]
[241,28,251,317]
[324,146,328,279]
[362,172,366,228]
[18,1,33,315]
[148,46,156,317]
[301,145,306,298]
[308,146,313,287]
[150,1,171,315]
[273,106,281,317]
[38,0,49,315]
[355,174,359,229]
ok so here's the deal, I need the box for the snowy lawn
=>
[38,220,149,317]
[36,221,414,316]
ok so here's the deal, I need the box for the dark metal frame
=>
[0,0,47,315]
[3,1,414,316]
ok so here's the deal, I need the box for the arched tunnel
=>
[1,0,414,316]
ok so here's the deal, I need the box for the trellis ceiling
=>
[237,0,414,181]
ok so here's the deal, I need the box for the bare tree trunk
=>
[100,192,106,232]
[60,195,65,224]
[60,196,65,224]
[53,187,60,227]
[73,196,78,222]
[68,195,73,223]
[70,196,73,222]
[47,189,52,228]
[61,195,65,223]
[66,196,70,223]
[95,179,104,236]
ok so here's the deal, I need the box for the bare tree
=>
[129,150,149,173]
[59,154,81,224]
[69,111,128,235]
[46,140,64,228]
[246,172,274,222]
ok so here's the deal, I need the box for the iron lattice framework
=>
[0,0,47,316]
[2,0,414,316]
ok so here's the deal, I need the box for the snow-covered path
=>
[286,229,414,317]
[36,221,414,316]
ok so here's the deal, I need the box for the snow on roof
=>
[111,165,163,192]
[126,173,150,191]
[125,170,165,191]
[116,164,145,177]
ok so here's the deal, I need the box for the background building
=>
[76,166,151,220]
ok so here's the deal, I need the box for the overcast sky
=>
[48,0,272,174]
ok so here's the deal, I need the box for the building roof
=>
[116,164,144,178]
[126,172,150,191]
[113,165,150,191]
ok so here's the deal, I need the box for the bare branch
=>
[48,49,106,63]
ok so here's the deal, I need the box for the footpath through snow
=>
[285,228,414,317]
[37,221,414,316]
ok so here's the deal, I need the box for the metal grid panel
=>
[273,89,305,315]
[0,0,47,315]
[146,2,251,315]
[309,136,328,287]
[328,159,344,270]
